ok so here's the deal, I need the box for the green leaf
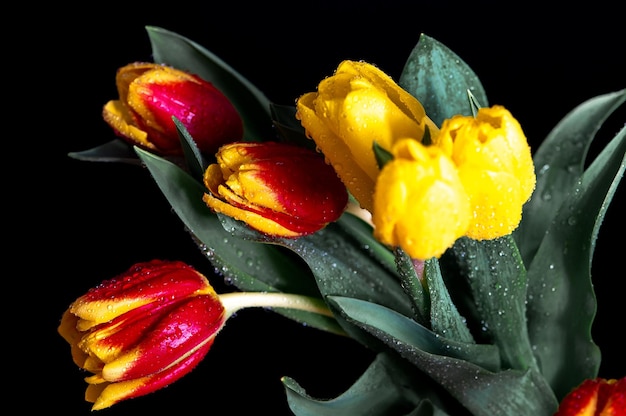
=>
[172,117,207,180]
[525,122,625,400]
[273,222,414,348]
[146,26,275,142]
[282,353,458,416]
[442,236,538,373]
[337,212,397,274]
[329,296,557,416]
[394,248,429,325]
[399,34,488,126]
[328,296,500,371]
[135,147,343,334]
[68,140,140,165]
[373,141,394,169]
[213,209,413,347]
[280,225,413,316]
[269,103,316,150]
[423,258,474,344]
[284,352,460,416]
[515,89,626,265]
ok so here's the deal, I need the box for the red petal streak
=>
[81,298,182,364]
[107,294,225,381]
[73,260,212,322]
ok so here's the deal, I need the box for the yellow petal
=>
[373,139,470,260]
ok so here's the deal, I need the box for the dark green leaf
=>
[212,208,410,347]
[172,117,207,180]
[135,147,343,334]
[421,125,432,145]
[330,296,558,416]
[337,212,397,274]
[515,89,626,265]
[372,141,393,169]
[273,221,414,348]
[525,123,625,400]
[394,248,429,325]
[328,296,500,371]
[373,141,394,169]
[284,352,459,416]
[399,34,488,126]
[467,90,483,116]
[423,258,474,344]
[269,103,316,150]
[146,26,275,142]
[68,140,140,165]
[443,236,537,373]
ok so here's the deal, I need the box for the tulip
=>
[296,60,439,213]
[433,105,536,240]
[554,377,625,415]
[372,138,471,260]
[202,141,348,237]
[58,260,227,410]
[102,62,243,156]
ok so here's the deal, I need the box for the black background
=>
[32,2,624,414]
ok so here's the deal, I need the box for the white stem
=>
[219,292,334,319]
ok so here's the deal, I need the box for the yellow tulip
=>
[296,60,438,213]
[372,138,471,260]
[434,105,536,239]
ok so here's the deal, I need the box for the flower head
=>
[296,60,439,213]
[434,105,536,239]
[372,138,471,260]
[58,260,226,410]
[202,141,348,238]
[102,62,243,155]
[554,377,626,416]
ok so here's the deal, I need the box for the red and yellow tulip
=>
[58,260,226,410]
[202,141,348,238]
[554,377,625,416]
[102,62,243,155]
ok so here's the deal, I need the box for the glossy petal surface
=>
[373,139,470,260]
[435,105,536,239]
[296,60,438,212]
[203,142,348,237]
[58,260,226,410]
[102,62,243,155]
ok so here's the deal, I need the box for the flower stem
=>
[219,292,335,319]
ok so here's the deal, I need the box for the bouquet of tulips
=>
[59,26,625,415]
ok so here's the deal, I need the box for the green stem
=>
[219,292,335,319]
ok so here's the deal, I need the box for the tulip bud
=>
[202,141,348,238]
[58,260,226,410]
[554,377,625,416]
[296,60,439,213]
[433,105,536,240]
[373,138,471,260]
[102,62,243,156]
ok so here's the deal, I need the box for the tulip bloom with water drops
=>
[296,60,439,213]
[202,141,348,238]
[58,260,227,410]
[373,138,471,260]
[59,259,339,411]
[102,62,243,156]
[554,377,626,416]
[433,105,536,240]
